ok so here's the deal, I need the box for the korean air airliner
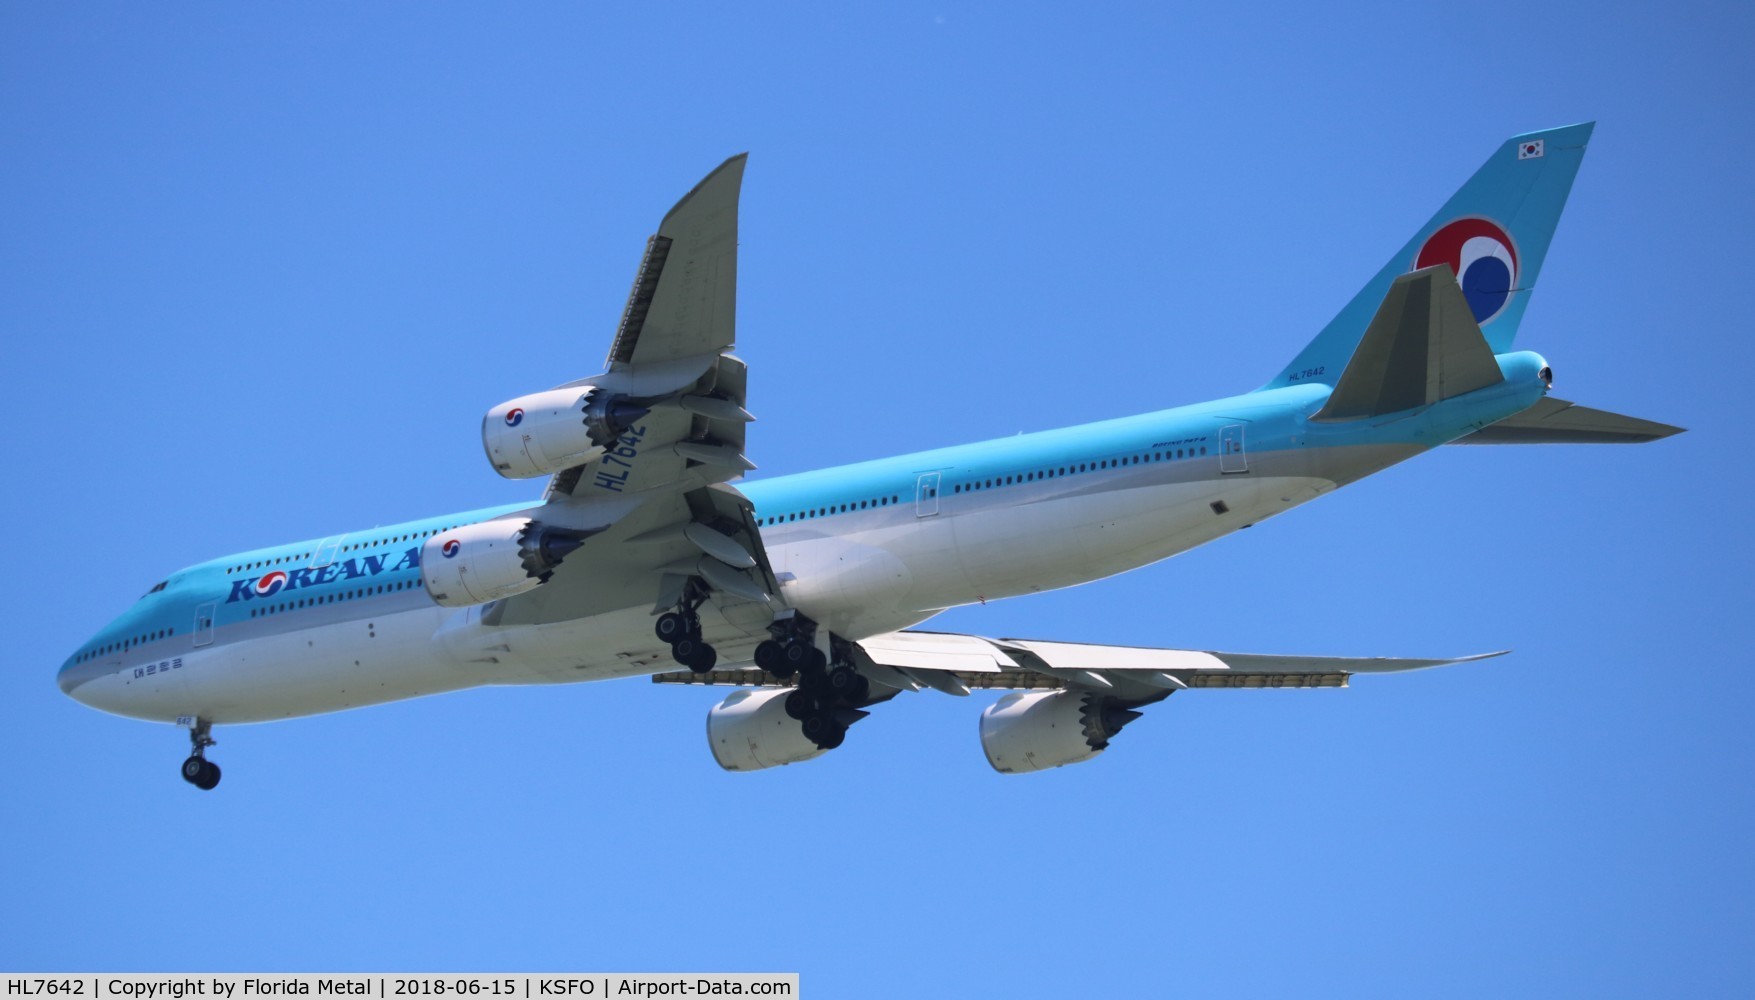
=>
[59,123,1680,788]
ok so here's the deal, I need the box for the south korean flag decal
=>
[1518,139,1544,160]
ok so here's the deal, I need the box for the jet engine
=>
[978,689,1144,774]
[420,518,593,607]
[481,385,650,479]
[707,688,829,771]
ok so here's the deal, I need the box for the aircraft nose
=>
[57,657,103,700]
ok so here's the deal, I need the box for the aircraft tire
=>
[784,689,816,720]
[673,637,716,673]
[778,641,810,671]
[756,640,794,678]
[801,710,844,749]
[801,712,846,751]
[828,666,868,704]
[654,613,691,644]
[796,666,829,695]
[183,757,220,790]
[691,644,718,673]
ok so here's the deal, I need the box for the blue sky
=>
[4,2,1751,995]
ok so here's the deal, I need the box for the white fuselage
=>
[69,466,1333,725]
[72,374,1505,728]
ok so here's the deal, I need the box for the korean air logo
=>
[1414,218,1519,324]
[441,539,461,558]
[505,408,525,427]
[254,571,288,597]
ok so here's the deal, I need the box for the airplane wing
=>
[545,153,751,503]
[652,630,1506,699]
[484,155,780,628]
[605,155,744,370]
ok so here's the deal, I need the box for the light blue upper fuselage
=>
[59,351,1549,693]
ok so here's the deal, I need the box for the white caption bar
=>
[3,976,798,1000]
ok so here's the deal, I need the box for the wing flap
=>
[651,631,1506,693]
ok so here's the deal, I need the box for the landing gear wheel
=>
[796,666,829,695]
[755,640,795,679]
[672,636,717,672]
[655,612,693,644]
[181,756,221,790]
[784,688,817,721]
[801,712,847,750]
[827,666,870,704]
[778,641,811,672]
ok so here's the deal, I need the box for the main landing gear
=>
[757,619,870,751]
[656,584,718,674]
[753,630,824,681]
[179,718,221,791]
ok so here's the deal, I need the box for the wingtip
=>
[1453,650,1512,664]
[662,153,749,225]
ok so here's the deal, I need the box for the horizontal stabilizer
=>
[1452,396,1684,444]
[1314,265,1504,421]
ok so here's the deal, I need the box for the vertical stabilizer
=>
[1267,123,1593,390]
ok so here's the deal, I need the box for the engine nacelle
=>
[482,385,650,479]
[707,688,829,772]
[420,518,591,607]
[979,689,1144,774]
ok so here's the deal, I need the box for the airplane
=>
[58,122,1682,788]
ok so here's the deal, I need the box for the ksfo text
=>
[537,983,782,997]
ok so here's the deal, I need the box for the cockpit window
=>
[145,581,167,596]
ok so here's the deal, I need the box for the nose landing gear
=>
[178,717,221,791]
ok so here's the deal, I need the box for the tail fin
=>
[1267,122,1594,390]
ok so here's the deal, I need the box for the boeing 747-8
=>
[58,123,1680,787]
